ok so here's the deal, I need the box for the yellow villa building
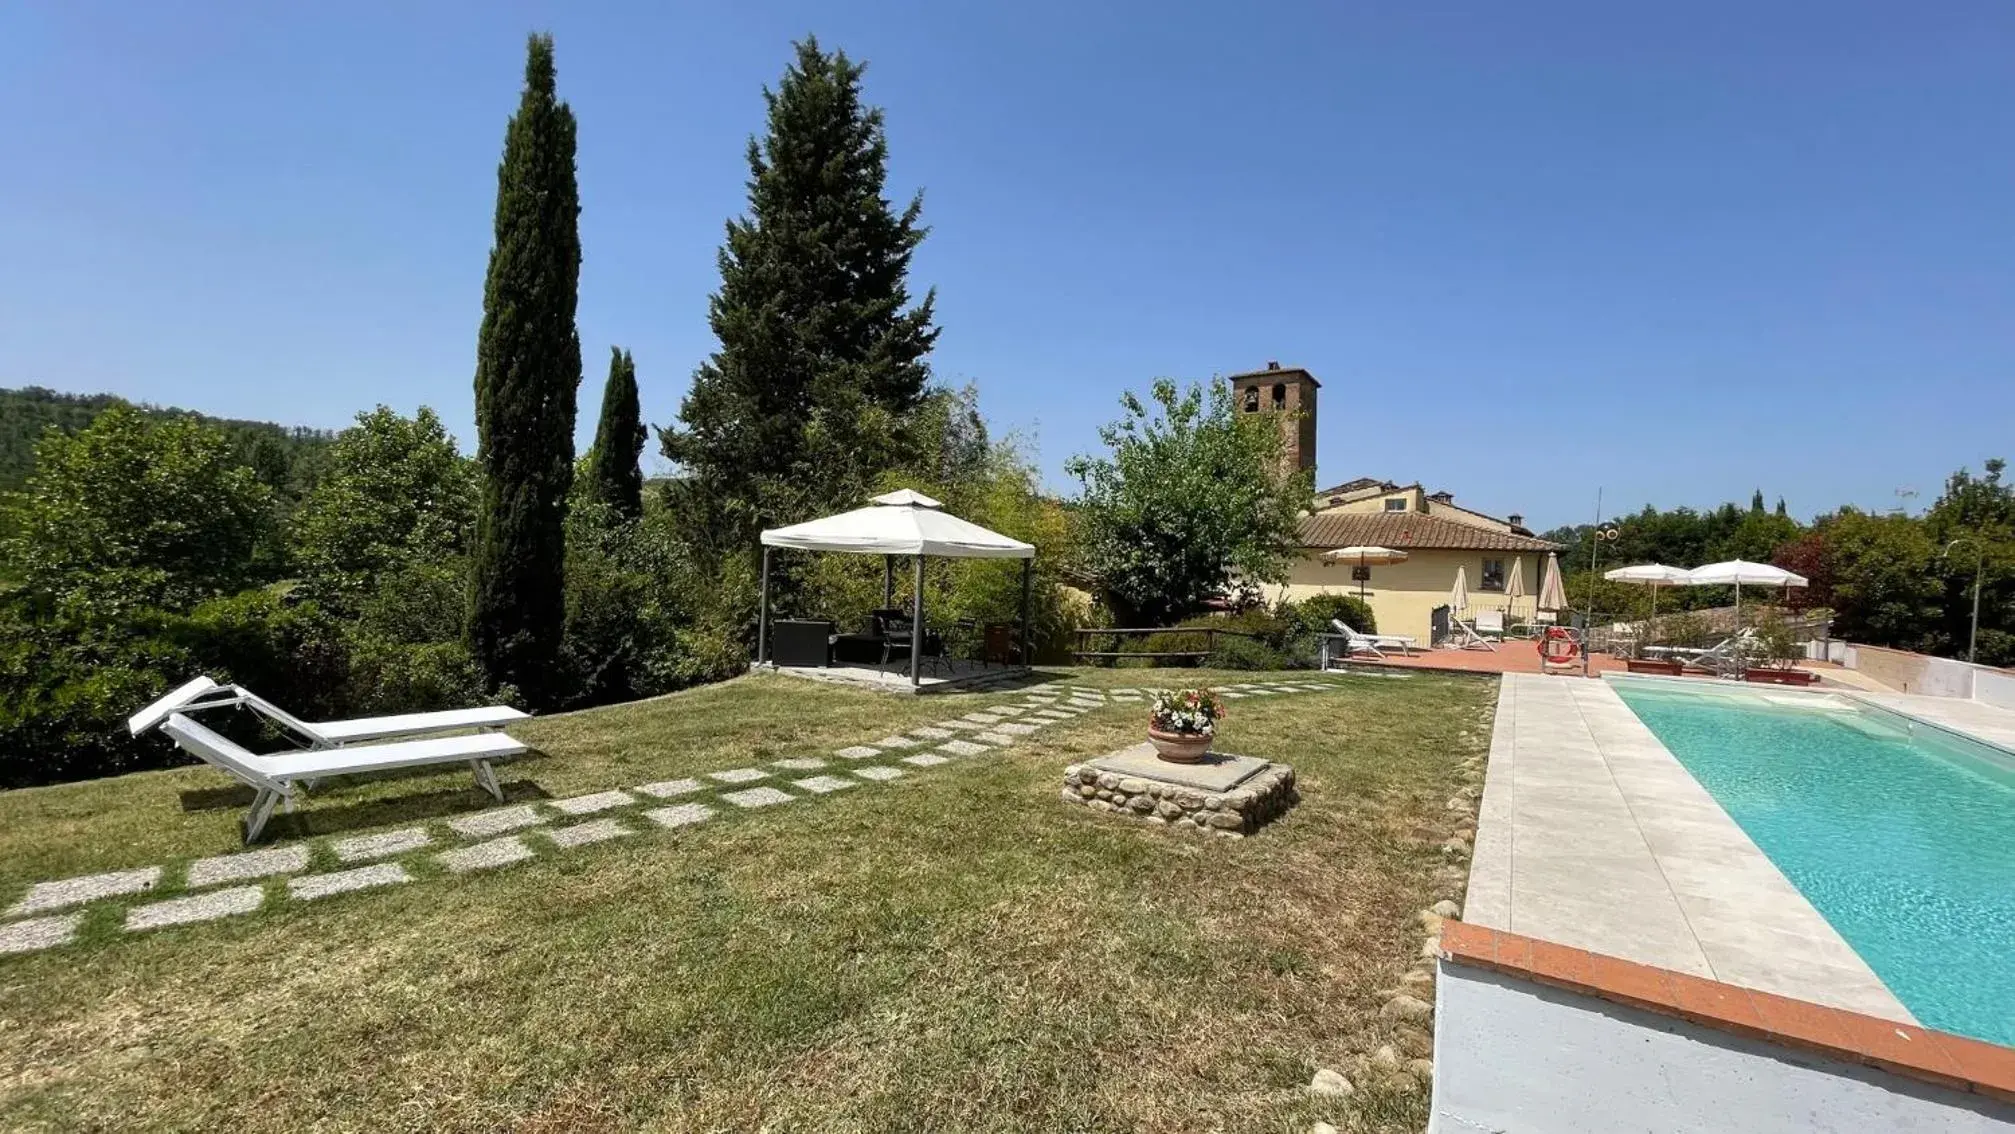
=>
[1228,363,1563,644]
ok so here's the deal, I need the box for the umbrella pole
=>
[911,555,925,688]
[757,547,772,666]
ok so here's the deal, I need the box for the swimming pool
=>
[1611,678,2015,1048]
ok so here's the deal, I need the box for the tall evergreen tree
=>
[584,347,646,522]
[468,33,582,707]
[660,37,937,556]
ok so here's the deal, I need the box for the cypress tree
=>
[584,347,646,522]
[661,36,938,556]
[469,33,582,707]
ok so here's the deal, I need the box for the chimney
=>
[1508,513,1525,528]
[1264,359,1280,371]
[1428,490,1454,504]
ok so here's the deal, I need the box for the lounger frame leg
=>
[244,787,284,843]
[470,759,504,802]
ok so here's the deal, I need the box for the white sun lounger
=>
[1323,619,1419,662]
[160,711,523,842]
[128,676,529,747]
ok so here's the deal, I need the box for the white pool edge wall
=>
[1429,961,2015,1133]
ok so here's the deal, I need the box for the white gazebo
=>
[757,489,1036,688]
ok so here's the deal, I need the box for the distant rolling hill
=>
[0,386,334,496]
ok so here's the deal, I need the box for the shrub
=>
[1278,593,1377,637]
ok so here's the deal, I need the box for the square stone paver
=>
[331,827,432,862]
[722,786,795,809]
[552,790,634,816]
[902,752,951,767]
[971,732,1014,746]
[831,746,881,761]
[1031,710,1072,721]
[773,757,827,771]
[9,866,163,916]
[448,805,546,838]
[1221,690,1248,698]
[635,778,705,798]
[0,913,82,955]
[873,735,923,749]
[995,721,1040,736]
[439,836,535,873]
[910,726,955,740]
[124,885,265,932]
[644,802,716,828]
[934,720,983,731]
[937,739,989,757]
[710,767,769,784]
[544,818,634,848]
[853,765,905,782]
[961,712,1004,724]
[288,863,411,901]
[792,775,857,794]
[186,844,310,888]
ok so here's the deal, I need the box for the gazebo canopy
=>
[760,489,1034,559]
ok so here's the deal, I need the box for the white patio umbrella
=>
[1450,564,1470,614]
[1322,545,1408,599]
[1603,563,1693,622]
[1536,553,1568,612]
[1504,556,1527,616]
[1685,559,1808,627]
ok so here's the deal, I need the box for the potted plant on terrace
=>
[1147,688,1226,763]
[1742,609,1818,686]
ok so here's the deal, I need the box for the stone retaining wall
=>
[1059,760,1296,838]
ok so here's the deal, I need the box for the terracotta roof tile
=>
[1297,511,1561,552]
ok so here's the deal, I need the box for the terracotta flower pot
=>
[1147,725,1211,763]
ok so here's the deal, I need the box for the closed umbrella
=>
[1504,557,1527,618]
[1323,545,1409,599]
[1537,553,1567,612]
[1450,565,1470,615]
[1603,563,1692,623]
[1684,560,1808,628]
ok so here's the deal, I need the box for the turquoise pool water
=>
[1612,679,2015,1047]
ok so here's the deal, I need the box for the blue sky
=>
[3,2,2011,531]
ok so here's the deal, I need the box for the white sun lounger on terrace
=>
[160,712,524,841]
[1323,619,1419,662]
[128,676,529,747]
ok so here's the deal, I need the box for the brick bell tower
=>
[1227,361,1319,478]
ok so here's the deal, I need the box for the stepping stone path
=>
[186,845,309,888]
[448,805,545,838]
[636,778,704,798]
[126,885,264,932]
[289,863,410,902]
[0,679,1353,955]
[552,790,634,816]
[544,818,634,848]
[9,866,162,916]
[0,914,82,955]
[333,828,431,862]
[643,803,715,829]
[722,786,795,809]
[440,836,535,873]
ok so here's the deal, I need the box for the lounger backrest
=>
[1330,618,1364,639]
[228,685,330,746]
[128,676,225,737]
[161,713,284,792]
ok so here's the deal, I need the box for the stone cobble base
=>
[1059,759,1297,839]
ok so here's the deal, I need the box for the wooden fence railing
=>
[1070,627,1261,666]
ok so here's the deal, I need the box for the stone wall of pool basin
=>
[1429,963,2014,1133]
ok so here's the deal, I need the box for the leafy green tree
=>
[292,406,477,610]
[469,33,583,707]
[1812,508,1943,650]
[584,347,646,523]
[10,405,273,614]
[660,37,937,557]
[1066,378,1308,626]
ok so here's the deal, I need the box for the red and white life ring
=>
[1538,625,1580,666]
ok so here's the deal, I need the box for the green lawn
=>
[0,668,1491,1133]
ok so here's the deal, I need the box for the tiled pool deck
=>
[1464,673,1912,1021]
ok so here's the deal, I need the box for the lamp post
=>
[1942,537,1985,665]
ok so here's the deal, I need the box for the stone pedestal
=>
[1060,743,1297,839]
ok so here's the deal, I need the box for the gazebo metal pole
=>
[911,555,925,687]
[1019,557,1033,670]
[883,555,894,609]
[757,546,772,665]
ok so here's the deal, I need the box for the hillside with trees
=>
[0,386,333,495]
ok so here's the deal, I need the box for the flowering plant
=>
[1150,688,1226,736]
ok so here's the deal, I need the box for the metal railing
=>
[1070,627,1263,666]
